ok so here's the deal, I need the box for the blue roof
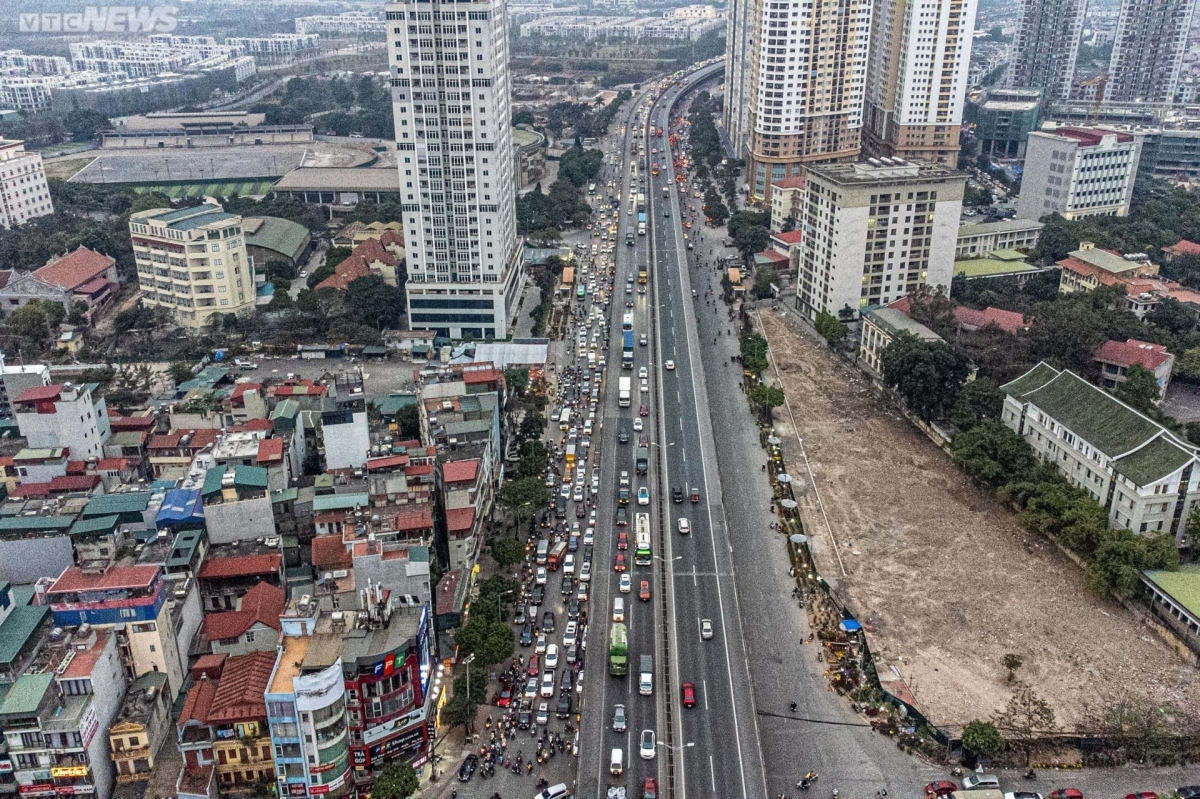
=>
[156,488,205,526]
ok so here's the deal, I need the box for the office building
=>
[863,0,977,166]
[1105,0,1197,104]
[955,218,1044,258]
[130,204,256,330]
[386,0,525,340]
[794,159,965,319]
[974,88,1041,159]
[0,138,53,229]
[1016,126,1142,221]
[1006,0,1086,100]
[742,0,873,205]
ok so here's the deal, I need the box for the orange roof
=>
[773,230,803,245]
[378,229,404,248]
[206,650,277,723]
[1058,256,1125,286]
[772,175,806,190]
[446,506,475,533]
[442,459,479,483]
[202,582,284,641]
[1166,240,1200,257]
[61,630,110,679]
[1095,338,1173,370]
[463,367,502,385]
[311,534,352,569]
[394,504,434,532]
[317,237,396,291]
[954,306,1027,335]
[256,437,284,464]
[197,553,281,580]
[49,564,159,595]
[179,677,217,727]
[33,246,114,291]
[317,259,373,291]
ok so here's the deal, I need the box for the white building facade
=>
[0,139,53,229]
[1016,126,1142,221]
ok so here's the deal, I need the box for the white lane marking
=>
[703,678,709,710]
[710,755,717,792]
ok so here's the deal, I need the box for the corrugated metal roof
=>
[0,673,52,714]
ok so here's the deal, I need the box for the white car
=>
[563,621,578,648]
[619,573,632,593]
[639,729,657,759]
[536,702,550,726]
[233,358,257,369]
[677,518,691,535]
[665,360,675,370]
[535,633,548,654]
[545,644,559,669]
[700,619,713,640]
[637,487,650,506]
[579,561,592,582]
[639,366,648,379]
[536,567,547,585]
[633,418,643,432]
[584,527,595,545]
[540,671,555,698]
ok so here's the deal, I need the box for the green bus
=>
[577,284,586,300]
[609,623,628,676]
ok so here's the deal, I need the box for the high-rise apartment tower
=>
[1006,0,1086,100]
[1105,0,1197,104]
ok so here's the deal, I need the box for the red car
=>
[639,403,649,417]
[496,685,512,707]
[681,682,696,708]
[925,782,957,798]
[642,777,658,799]
[1049,790,1085,799]
[1125,793,1158,799]
[613,552,627,572]
[617,531,629,550]
[527,654,540,676]
[639,580,651,601]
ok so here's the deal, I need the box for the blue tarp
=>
[156,488,205,526]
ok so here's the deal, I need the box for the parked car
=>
[926,782,957,797]
[457,754,479,782]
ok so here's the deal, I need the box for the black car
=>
[458,754,479,782]
[530,585,545,605]
[618,429,630,444]
[1180,788,1200,799]
[561,576,575,596]
[556,692,573,719]
[541,611,556,633]
[568,597,580,619]
[519,622,534,647]
[616,507,628,526]
[672,486,684,503]
[584,544,594,562]
[559,667,573,692]
[517,706,533,729]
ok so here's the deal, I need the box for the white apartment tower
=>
[1006,0,1086,100]
[744,0,873,205]
[863,0,977,165]
[795,159,965,319]
[723,0,755,158]
[0,138,53,229]
[386,0,524,340]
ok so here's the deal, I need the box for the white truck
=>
[618,376,632,407]
[639,655,653,695]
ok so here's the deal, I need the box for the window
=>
[245,630,255,642]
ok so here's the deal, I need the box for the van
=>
[563,554,576,575]
[559,409,572,430]
[536,540,549,565]
[609,748,624,775]
[534,783,571,799]
[960,775,1000,791]
[612,597,625,622]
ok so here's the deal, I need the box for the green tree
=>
[994,682,1056,766]
[752,266,778,299]
[727,210,771,261]
[1178,347,1200,381]
[167,361,194,386]
[441,688,476,736]
[879,332,973,421]
[1111,364,1161,414]
[490,537,527,570]
[961,719,1005,761]
[499,476,548,533]
[1002,653,1024,683]
[9,300,65,350]
[505,367,530,396]
[749,383,785,423]
[740,332,770,374]
[345,275,405,329]
[952,420,1037,486]
[814,311,848,346]
[1146,297,1196,339]
[517,439,547,479]
[950,378,1003,432]
[369,761,419,799]
[1034,215,1078,263]
[557,146,604,188]
[395,403,420,440]
[453,616,514,666]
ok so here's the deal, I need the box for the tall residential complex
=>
[741,0,873,205]
[0,138,53,229]
[862,0,976,165]
[794,160,965,319]
[386,0,524,340]
[723,0,754,158]
[1105,0,1197,104]
[1005,0,1086,100]
[130,204,256,330]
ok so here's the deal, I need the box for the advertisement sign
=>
[51,766,90,778]
[360,705,426,746]
[367,724,425,763]
[18,784,55,796]
[351,748,368,767]
[0,760,12,774]
[308,768,349,796]
[288,783,307,796]
[415,604,432,695]
[78,705,98,749]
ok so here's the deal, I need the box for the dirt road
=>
[757,307,1200,729]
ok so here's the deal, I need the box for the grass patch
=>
[45,156,96,181]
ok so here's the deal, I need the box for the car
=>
[639,580,651,601]
[1124,794,1158,799]
[681,682,696,708]
[677,518,691,535]
[618,429,630,444]
[568,596,580,619]
[545,644,559,669]
[690,486,700,503]
[536,567,547,585]
[566,642,578,663]
[524,676,538,699]
[233,358,257,369]
[1005,794,1043,799]
[514,604,528,625]
[584,527,595,545]
[540,670,555,697]
[561,576,575,596]
[633,417,643,432]
[665,360,675,370]
[527,654,540,676]
[536,702,550,725]
[642,777,659,799]
[626,299,634,308]
[639,729,657,759]
[617,531,629,550]
[926,782,958,797]
[520,623,534,647]
[496,685,513,707]
[614,552,627,572]
[556,692,573,719]
[576,671,585,693]
[639,366,648,379]
[616,507,628,526]
[637,487,650,505]
[560,667,573,692]
[1047,791,1084,799]
[580,561,593,582]
[535,633,548,654]
[672,486,684,503]
[640,334,648,346]
[530,585,545,606]
[517,705,533,729]
[700,619,713,640]
[563,621,578,647]
[298,269,309,278]
[613,704,627,732]
[576,580,590,601]
[1179,790,1200,799]
[458,754,479,782]
[619,573,632,593]
[640,403,649,417]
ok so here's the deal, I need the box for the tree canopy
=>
[879,332,973,421]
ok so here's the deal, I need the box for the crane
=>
[1078,74,1108,122]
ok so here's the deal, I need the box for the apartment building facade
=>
[13,383,111,461]
[0,138,53,229]
[1105,0,1198,104]
[130,204,255,330]
[1006,0,1086,100]
[386,0,525,339]
[1016,127,1142,221]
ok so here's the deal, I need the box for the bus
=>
[609,623,628,675]
[576,284,586,300]
[634,513,652,566]
[588,182,597,195]
[622,313,633,332]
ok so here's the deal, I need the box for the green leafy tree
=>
[505,367,530,396]
[814,311,848,346]
[749,383,785,423]
[1146,297,1196,339]
[557,146,605,188]
[1178,347,1200,380]
[1111,364,1161,414]
[1034,215,1078,263]
[167,361,194,386]
[369,761,419,799]
[8,300,65,352]
[345,275,405,330]
[752,266,778,299]
[395,403,420,440]
[950,378,1003,432]
[490,537,527,570]
[879,332,973,421]
[740,333,770,374]
[441,689,476,736]
[952,420,1037,486]
[961,719,1005,761]
[517,439,547,479]
[453,616,514,666]
[499,476,548,533]
[1002,653,1024,683]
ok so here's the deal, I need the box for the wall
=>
[125,602,185,705]
[168,577,203,698]
[0,535,73,584]
[323,412,369,471]
[85,633,126,799]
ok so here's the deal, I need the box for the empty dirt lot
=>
[756,308,1200,729]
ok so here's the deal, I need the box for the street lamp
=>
[657,741,695,751]
[497,589,514,619]
[460,653,476,703]
[654,555,682,563]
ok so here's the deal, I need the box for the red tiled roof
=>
[256,438,283,464]
[394,505,434,532]
[108,415,156,432]
[405,463,434,477]
[60,630,109,679]
[11,474,102,498]
[446,506,475,533]
[231,382,262,400]
[755,249,789,264]
[201,582,284,641]
[442,459,479,483]
[74,276,110,296]
[317,259,373,291]
[1166,240,1200,257]
[0,270,13,290]
[954,306,1027,335]
[191,653,227,679]
[230,418,274,433]
[149,429,220,451]
[366,454,409,471]
[773,231,803,245]
[206,650,277,724]
[463,367,501,385]
[15,384,62,403]
[49,564,159,595]
[1095,338,1173,370]
[379,229,405,248]
[179,678,217,727]
[436,569,463,615]
[33,246,114,291]
[311,535,352,569]
[771,175,806,190]
[888,296,913,314]
[197,553,281,580]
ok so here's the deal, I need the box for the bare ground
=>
[757,308,1200,729]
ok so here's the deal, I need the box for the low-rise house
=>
[0,246,118,316]
[955,218,1043,258]
[1094,338,1175,399]
[953,305,1028,335]
[200,581,284,655]
[858,304,944,376]
[1142,564,1200,656]
[108,671,172,783]
[196,540,283,611]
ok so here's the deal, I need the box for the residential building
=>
[741,0,873,205]
[0,139,53,229]
[1002,362,1200,545]
[1051,243,1200,320]
[1016,126,1142,221]
[295,11,386,36]
[1006,0,1086,99]
[439,458,492,572]
[974,88,1041,159]
[1136,129,1200,184]
[794,160,965,320]
[0,246,119,316]
[1105,0,1197,104]
[953,305,1028,335]
[769,175,805,232]
[858,304,943,375]
[317,238,402,291]
[722,0,754,158]
[14,382,111,460]
[201,581,284,656]
[108,671,171,784]
[954,218,1044,258]
[1142,565,1200,656]
[1094,338,1176,398]
[130,204,255,330]
[0,627,124,799]
[225,34,321,58]
[321,410,370,471]
[862,0,976,165]
[201,463,274,545]
[196,540,283,612]
[386,0,526,340]
[0,353,49,421]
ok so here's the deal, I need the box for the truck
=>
[565,442,576,469]
[636,445,649,475]
[537,539,550,564]
[609,623,629,675]
[622,331,634,369]
[638,654,653,695]
[618,376,632,407]
[547,540,568,570]
[637,221,646,236]
[636,193,645,212]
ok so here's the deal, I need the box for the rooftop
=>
[1095,339,1174,371]
[49,564,159,595]
[957,218,1045,237]
[863,305,943,343]
[242,216,309,261]
[32,246,115,291]
[206,650,276,723]
[1143,564,1200,620]
[201,582,283,641]
[273,167,400,193]
[806,160,962,187]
